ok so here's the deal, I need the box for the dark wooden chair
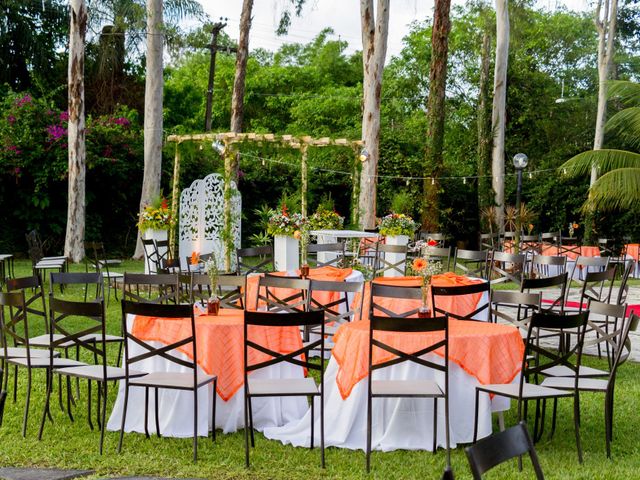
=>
[236,245,274,275]
[118,301,217,462]
[366,313,450,472]
[244,310,325,468]
[431,282,490,321]
[465,421,544,480]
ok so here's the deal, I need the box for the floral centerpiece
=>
[138,195,172,232]
[266,204,307,237]
[568,222,579,237]
[411,249,443,316]
[267,204,308,272]
[205,256,220,315]
[377,213,418,237]
[308,206,344,231]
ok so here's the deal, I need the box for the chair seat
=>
[542,364,609,378]
[7,357,86,368]
[28,334,75,348]
[372,379,443,397]
[84,333,124,343]
[99,259,122,266]
[247,377,318,396]
[0,347,59,359]
[102,272,124,279]
[541,377,608,392]
[54,365,145,381]
[129,371,216,389]
[477,382,574,399]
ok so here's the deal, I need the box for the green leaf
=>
[559,150,640,177]
[584,168,640,212]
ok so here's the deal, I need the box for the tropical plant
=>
[137,195,172,232]
[560,81,640,212]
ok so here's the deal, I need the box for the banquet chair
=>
[465,421,544,480]
[529,254,567,278]
[540,231,560,250]
[520,235,541,255]
[6,276,49,335]
[118,301,216,462]
[123,273,180,304]
[141,239,159,273]
[419,232,447,246]
[490,290,541,336]
[615,260,635,305]
[473,310,590,463]
[257,275,310,314]
[190,273,245,310]
[567,255,609,282]
[236,245,274,275]
[598,238,626,269]
[1,292,84,437]
[244,310,325,468]
[431,282,490,321]
[480,233,499,251]
[308,279,364,347]
[520,273,568,314]
[39,297,143,454]
[370,282,422,318]
[423,246,453,271]
[501,232,516,252]
[566,266,616,312]
[453,249,489,279]
[159,258,182,274]
[85,242,123,305]
[25,230,67,289]
[541,310,639,458]
[489,251,526,286]
[559,236,580,258]
[366,313,450,472]
[373,243,408,277]
[307,242,345,268]
[154,240,171,271]
[184,253,212,273]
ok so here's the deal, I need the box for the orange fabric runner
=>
[332,319,524,400]
[359,273,485,319]
[245,266,354,310]
[131,309,303,402]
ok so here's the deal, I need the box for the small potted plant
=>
[205,257,220,315]
[377,213,418,277]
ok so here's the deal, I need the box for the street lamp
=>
[513,153,528,253]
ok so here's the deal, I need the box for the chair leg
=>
[155,388,161,438]
[248,397,255,447]
[574,394,583,463]
[99,382,107,455]
[433,398,438,453]
[472,389,480,443]
[366,394,372,473]
[13,365,17,402]
[550,398,558,438]
[605,392,612,459]
[22,368,32,437]
[244,393,250,468]
[0,388,6,427]
[65,376,74,422]
[320,390,325,469]
[211,380,217,442]
[87,380,94,431]
[310,396,315,450]
[117,383,130,453]
[193,388,198,463]
[144,387,150,439]
[37,370,52,441]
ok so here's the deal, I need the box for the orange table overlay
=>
[626,244,640,262]
[245,266,354,311]
[360,273,485,319]
[131,309,303,402]
[539,245,600,260]
[332,319,524,400]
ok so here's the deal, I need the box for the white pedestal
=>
[383,234,409,277]
[143,229,169,274]
[274,235,299,273]
[315,234,338,265]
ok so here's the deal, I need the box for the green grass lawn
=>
[0,260,639,479]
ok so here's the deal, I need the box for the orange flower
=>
[293,230,302,240]
[161,197,169,210]
[573,223,579,229]
[190,251,200,265]
[413,258,427,271]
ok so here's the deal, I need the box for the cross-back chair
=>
[190,274,246,310]
[308,279,364,346]
[118,301,217,462]
[236,245,274,275]
[307,242,345,268]
[489,251,526,286]
[123,273,180,304]
[520,272,568,314]
[373,243,408,277]
[453,249,489,279]
[424,246,453,271]
[419,232,446,247]
[431,282,490,321]
[256,275,310,314]
[520,234,541,255]
[530,254,567,278]
[490,290,541,336]
[370,282,422,318]
[244,310,325,468]
[615,259,635,305]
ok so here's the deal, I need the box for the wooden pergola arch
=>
[165,131,363,270]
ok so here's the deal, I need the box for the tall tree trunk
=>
[477,27,493,217]
[358,0,390,230]
[491,0,509,232]
[421,0,452,231]
[592,0,618,184]
[230,0,252,136]
[133,0,164,259]
[64,0,87,263]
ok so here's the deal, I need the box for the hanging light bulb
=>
[563,168,567,175]
[405,178,410,186]
[199,144,203,151]
[359,147,370,162]
[431,177,435,185]
[528,172,532,179]
[261,157,266,166]
[212,140,226,155]
[463,177,467,185]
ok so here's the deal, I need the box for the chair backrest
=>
[575,266,616,308]
[256,275,310,313]
[530,254,567,277]
[244,310,325,376]
[184,252,212,273]
[610,312,640,377]
[86,241,117,279]
[521,272,568,313]
[6,275,48,334]
[160,258,181,274]
[123,272,180,304]
[370,282,422,318]
[419,232,446,246]
[374,243,408,277]
[236,245,274,275]
[431,281,490,321]
[453,249,489,279]
[307,242,345,268]
[520,234,541,254]
[309,279,364,324]
[615,260,635,305]
[154,240,171,269]
[209,274,246,310]
[480,233,498,250]
[0,291,32,360]
[49,272,103,299]
[490,290,541,333]
[424,246,453,271]
[585,300,628,371]
[489,251,526,286]
[141,238,159,273]
[25,230,44,264]
[49,296,106,368]
[464,421,544,480]
[121,301,198,377]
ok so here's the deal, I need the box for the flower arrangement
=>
[377,213,418,237]
[204,256,220,314]
[266,204,308,237]
[411,248,444,311]
[568,222,579,237]
[138,195,172,232]
[308,206,344,231]
[190,251,200,267]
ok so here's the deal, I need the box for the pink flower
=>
[46,124,67,140]
[112,117,130,127]
[15,95,32,107]
[59,110,69,122]
[7,115,16,124]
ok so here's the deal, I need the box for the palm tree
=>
[560,80,640,212]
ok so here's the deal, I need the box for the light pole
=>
[513,153,528,253]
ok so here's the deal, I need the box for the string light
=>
[528,172,532,179]
[431,177,435,185]
[359,147,370,162]
[261,157,266,166]
[212,140,226,155]
[405,178,410,186]
[563,168,567,175]
[463,177,467,185]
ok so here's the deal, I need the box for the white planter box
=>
[143,229,169,274]
[383,234,409,277]
[274,235,300,273]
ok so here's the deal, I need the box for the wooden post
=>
[301,144,309,217]
[223,143,237,272]
[169,143,180,258]
[351,148,360,227]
